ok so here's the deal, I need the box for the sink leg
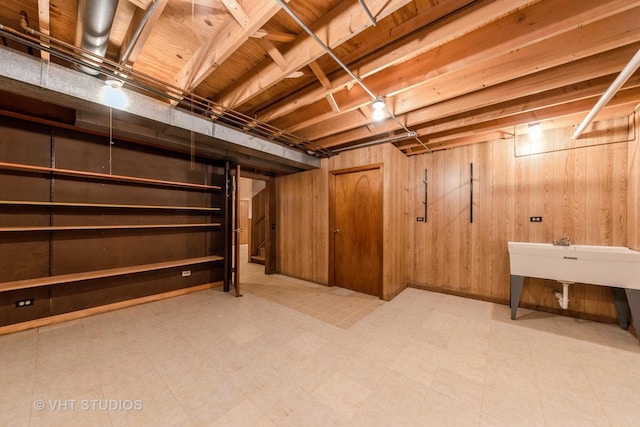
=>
[611,288,630,330]
[510,275,524,320]
[625,289,640,343]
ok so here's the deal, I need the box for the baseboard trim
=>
[0,282,223,336]
[408,283,621,325]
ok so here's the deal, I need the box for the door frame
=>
[329,163,383,296]
[240,170,277,275]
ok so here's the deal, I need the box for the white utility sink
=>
[507,242,640,342]
[508,242,640,290]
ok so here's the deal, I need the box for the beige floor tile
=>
[417,388,482,427]
[313,371,372,419]
[352,369,429,426]
[2,246,640,426]
[212,399,275,427]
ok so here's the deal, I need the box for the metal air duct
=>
[75,0,119,75]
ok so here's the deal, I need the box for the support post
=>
[510,275,524,320]
[611,287,631,330]
[625,289,640,343]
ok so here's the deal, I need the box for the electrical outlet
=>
[15,298,34,308]
[181,270,191,277]
[530,216,542,222]
[416,217,425,222]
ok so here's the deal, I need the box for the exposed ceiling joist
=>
[221,0,250,28]
[119,0,169,67]
[215,0,413,109]
[251,29,297,42]
[257,38,288,70]
[37,0,50,61]
[172,0,284,95]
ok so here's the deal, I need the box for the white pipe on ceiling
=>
[572,48,640,140]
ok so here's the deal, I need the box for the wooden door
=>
[332,167,382,297]
[238,200,249,245]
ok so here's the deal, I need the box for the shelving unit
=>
[0,161,221,190]
[0,119,231,332]
[0,200,221,211]
[0,256,223,292]
[0,223,222,232]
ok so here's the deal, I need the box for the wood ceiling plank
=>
[214,0,413,109]
[173,0,284,94]
[119,0,169,67]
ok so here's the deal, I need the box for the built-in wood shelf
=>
[0,161,221,191]
[0,255,224,292]
[0,200,221,212]
[0,223,222,232]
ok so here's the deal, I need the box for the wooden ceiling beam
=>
[221,0,250,28]
[309,61,340,113]
[292,18,640,144]
[172,0,284,96]
[403,100,638,154]
[37,0,50,61]
[214,0,413,109]
[311,44,640,148]
[263,0,640,125]
[258,0,547,123]
[251,29,297,43]
[256,38,288,70]
[119,0,169,67]
[413,74,640,137]
[127,0,152,10]
[422,87,640,145]
[308,61,331,90]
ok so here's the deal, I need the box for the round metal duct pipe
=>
[74,0,119,75]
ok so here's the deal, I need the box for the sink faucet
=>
[553,236,571,246]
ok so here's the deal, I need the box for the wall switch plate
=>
[182,270,191,277]
[15,298,34,308]
[530,216,542,222]
[417,217,425,222]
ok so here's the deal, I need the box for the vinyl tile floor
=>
[2,249,640,426]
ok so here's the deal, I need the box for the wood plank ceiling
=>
[1,0,640,156]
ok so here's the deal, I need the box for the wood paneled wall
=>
[276,166,329,284]
[409,117,631,321]
[276,143,408,300]
[276,115,636,321]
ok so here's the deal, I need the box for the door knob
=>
[333,229,339,234]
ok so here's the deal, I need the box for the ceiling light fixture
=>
[371,98,386,121]
[104,79,123,89]
[372,98,385,110]
[102,79,127,109]
[528,122,542,140]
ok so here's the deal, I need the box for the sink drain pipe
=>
[553,281,572,309]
